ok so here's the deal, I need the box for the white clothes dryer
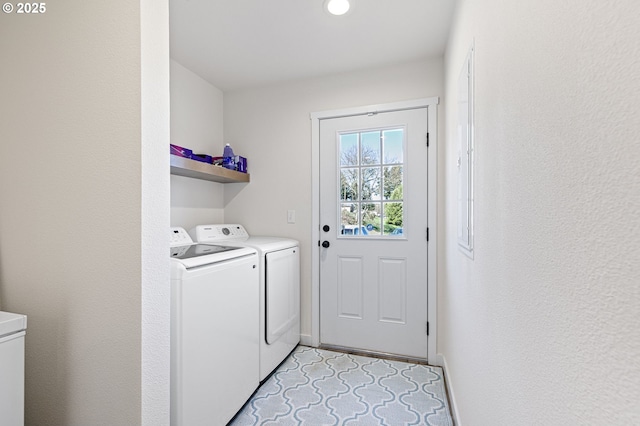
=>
[190,224,300,382]
[170,227,259,426]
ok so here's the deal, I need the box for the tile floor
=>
[230,346,453,425]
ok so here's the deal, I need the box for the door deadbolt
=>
[323,225,330,232]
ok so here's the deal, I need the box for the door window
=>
[338,127,405,237]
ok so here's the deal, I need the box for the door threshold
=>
[318,344,429,365]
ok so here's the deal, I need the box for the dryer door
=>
[265,247,300,344]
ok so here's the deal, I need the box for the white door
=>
[319,107,430,359]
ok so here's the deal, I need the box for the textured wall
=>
[441,0,640,424]
[141,0,171,424]
[223,58,444,339]
[0,2,164,425]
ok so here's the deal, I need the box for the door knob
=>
[323,225,330,232]
[322,241,330,248]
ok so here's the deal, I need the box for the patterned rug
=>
[230,346,452,426]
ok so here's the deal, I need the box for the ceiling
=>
[169,0,456,92]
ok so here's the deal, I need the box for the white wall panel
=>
[141,1,171,423]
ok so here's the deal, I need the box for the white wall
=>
[0,2,170,425]
[170,59,225,230]
[442,0,640,424]
[141,1,171,424]
[223,58,444,338]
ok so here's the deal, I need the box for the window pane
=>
[383,201,403,236]
[360,167,381,201]
[340,203,358,234]
[340,133,358,166]
[382,129,403,164]
[340,168,358,201]
[383,166,403,200]
[361,202,381,236]
[361,131,380,165]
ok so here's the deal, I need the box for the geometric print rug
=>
[229,346,453,426]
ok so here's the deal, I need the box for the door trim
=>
[309,97,439,363]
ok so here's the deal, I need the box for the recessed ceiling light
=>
[325,0,351,16]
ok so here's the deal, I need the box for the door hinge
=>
[426,227,430,242]
[426,321,430,336]
[426,132,430,147]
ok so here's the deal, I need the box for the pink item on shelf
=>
[170,144,192,159]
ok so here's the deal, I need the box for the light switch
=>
[287,210,296,224]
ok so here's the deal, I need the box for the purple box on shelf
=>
[170,144,192,158]
[235,156,248,173]
[190,153,213,164]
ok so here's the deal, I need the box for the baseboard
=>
[432,353,445,367]
[299,333,314,347]
[438,353,462,426]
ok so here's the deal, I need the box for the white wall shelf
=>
[170,155,250,183]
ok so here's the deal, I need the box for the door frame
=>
[309,97,439,363]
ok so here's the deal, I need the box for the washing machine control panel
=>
[170,227,194,247]
[190,224,249,243]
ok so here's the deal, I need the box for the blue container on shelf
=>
[222,144,235,170]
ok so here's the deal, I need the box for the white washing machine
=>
[0,311,27,426]
[190,224,300,382]
[170,227,259,426]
